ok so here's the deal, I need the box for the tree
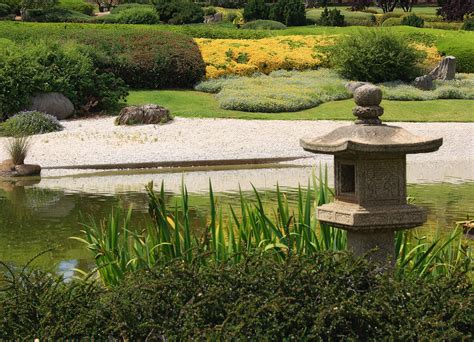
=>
[243,0,268,21]
[376,0,397,13]
[399,0,417,12]
[270,0,306,26]
[437,0,474,21]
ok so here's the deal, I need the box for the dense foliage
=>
[243,0,267,21]
[155,0,204,24]
[0,24,206,89]
[103,6,160,24]
[58,1,94,15]
[0,254,472,339]
[2,111,63,136]
[328,30,425,83]
[463,17,474,30]
[0,41,127,117]
[269,0,306,27]
[319,7,345,27]
[437,0,474,22]
[0,3,11,16]
[24,7,91,22]
[401,13,424,28]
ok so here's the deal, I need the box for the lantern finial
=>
[353,84,384,125]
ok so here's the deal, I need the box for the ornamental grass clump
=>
[5,136,30,165]
[3,111,63,136]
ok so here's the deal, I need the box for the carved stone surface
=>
[345,81,369,93]
[353,84,382,107]
[348,230,395,266]
[428,56,456,81]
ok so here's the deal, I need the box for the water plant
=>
[75,172,472,286]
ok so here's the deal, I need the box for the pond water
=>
[0,164,472,277]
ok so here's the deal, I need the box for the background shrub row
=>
[0,254,471,340]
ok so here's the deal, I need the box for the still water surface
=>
[0,165,472,276]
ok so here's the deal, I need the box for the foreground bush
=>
[0,42,127,117]
[2,111,63,136]
[328,30,425,83]
[0,255,472,339]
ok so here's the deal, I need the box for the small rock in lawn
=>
[29,93,74,120]
[413,75,434,90]
[116,104,172,126]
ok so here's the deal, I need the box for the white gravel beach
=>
[0,117,473,178]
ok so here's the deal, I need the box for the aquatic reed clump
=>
[5,136,31,165]
[75,172,472,286]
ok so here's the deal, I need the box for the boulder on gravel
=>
[29,93,74,120]
[0,162,41,177]
[116,104,172,126]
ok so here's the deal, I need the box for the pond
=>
[0,163,472,277]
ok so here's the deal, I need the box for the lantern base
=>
[347,230,395,267]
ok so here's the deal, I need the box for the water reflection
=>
[0,168,472,275]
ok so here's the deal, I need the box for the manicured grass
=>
[127,90,474,122]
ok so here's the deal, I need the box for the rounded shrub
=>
[204,6,217,16]
[381,17,402,27]
[3,111,63,136]
[243,0,268,21]
[242,19,287,30]
[110,3,154,14]
[329,30,425,83]
[401,14,424,28]
[462,17,474,31]
[0,41,128,117]
[114,7,160,24]
[58,1,95,16]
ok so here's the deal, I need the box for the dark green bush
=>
[0,23,206,89]
[242,19,287,30]
[0,42,128,116]
[24,7,92,22]
[243,0,268,21]
[58,1,94,15]
[0,254,472,339]
[0,3,10,16]
[268,0,305,26]
[319,7,345,27]
[155,0,204,24]
[2,111,63,136]
[401,14,424,28]
[329,30,425,83]
[463,17,474,30]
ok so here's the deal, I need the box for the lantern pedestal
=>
[347,230,395,266]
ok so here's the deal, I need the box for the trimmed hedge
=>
[242,19,287,30]
[0,254,472,339]
[58,1,95,15]
[0,23,206,89]
[24,8,92,22]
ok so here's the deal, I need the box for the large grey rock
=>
[413,75,434,90]
[116,104,172,126]
[428,56,456,81]
[0,163,41,177]
[204,13,223,23]
[29,93,74,120]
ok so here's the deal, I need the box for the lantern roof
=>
[300,84,443,155]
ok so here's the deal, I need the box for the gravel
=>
[0,117,472,177]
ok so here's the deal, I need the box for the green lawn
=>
[127,90,474,122]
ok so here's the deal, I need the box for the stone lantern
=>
[300,85,443,265]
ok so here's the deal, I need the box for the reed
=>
[5,136,30,165]
[75,171,471,286]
